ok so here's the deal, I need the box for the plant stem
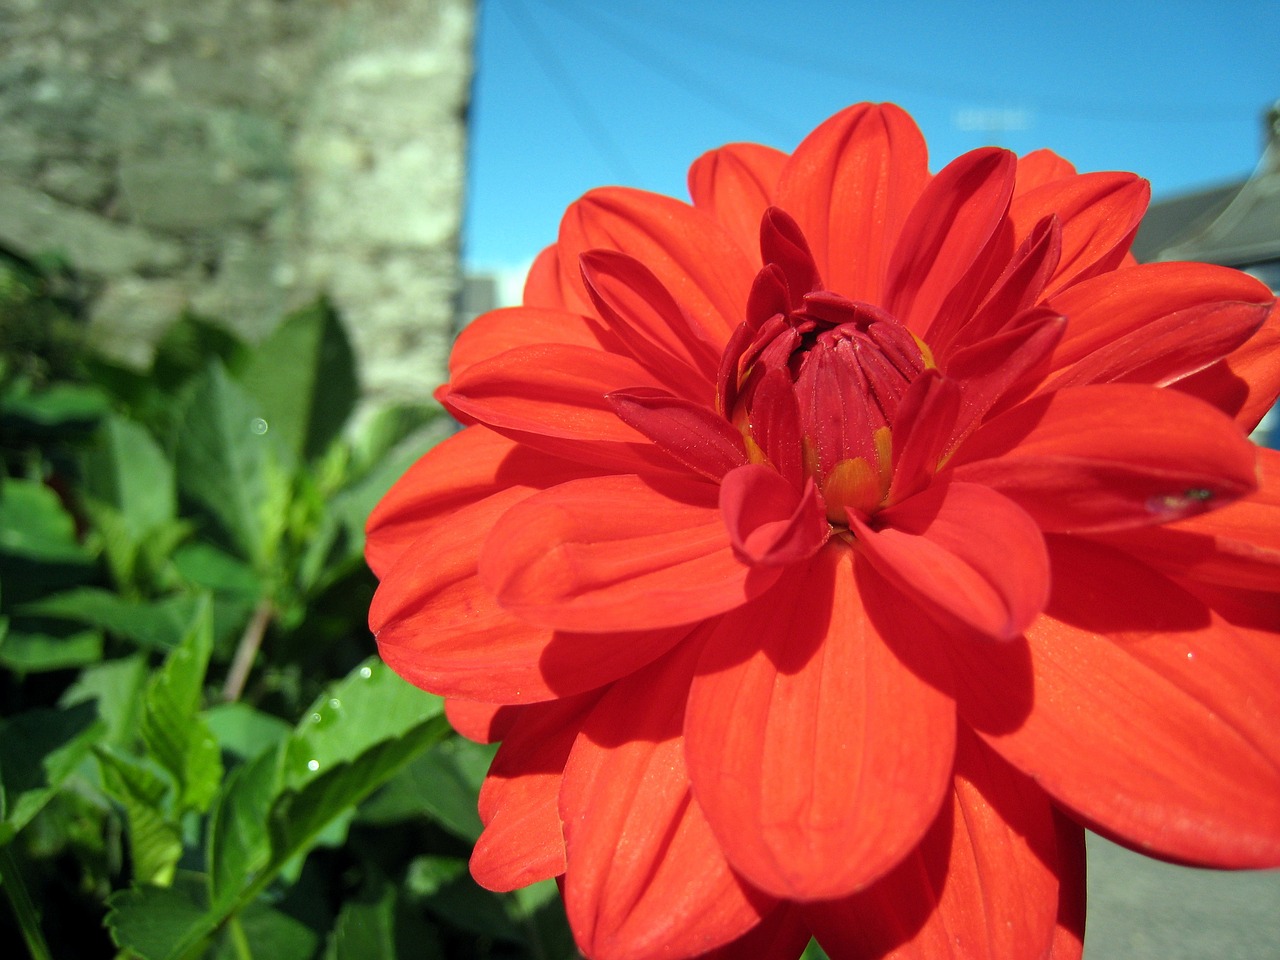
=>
[0,844,53,960]
[222,597,274,702]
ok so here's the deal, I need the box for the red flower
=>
[367,103,1280,959]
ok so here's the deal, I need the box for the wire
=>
[496,0,643,182]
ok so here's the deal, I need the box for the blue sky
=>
[463,0,1279,289]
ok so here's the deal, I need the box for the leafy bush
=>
[0,276,575,959]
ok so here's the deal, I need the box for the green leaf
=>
[222,902,322,960]
[324,881,445,960]
[94,746,184,886]
[59,654,149,745]
[0,478,89,564]
[0,700,105,844]
[204,702,291,763]
[22,588,197,651]
[358,736,492,841]
[171,542,262,599]
[173,362,284,566]
[282,659,444,792]
[0,627,102,672]
[206,747,277,909]
[0,382,108,427]
[105,878,209,960]
[81,414,175,536]
[409,855,521,942]
[139,599,223,814]
[152,311,249,393]
[239,298,358,466]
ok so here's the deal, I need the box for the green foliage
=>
[0,285,565,957]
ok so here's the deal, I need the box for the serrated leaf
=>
[0,700,105,844]
[239,298,358,466]
[173,362,283,566]
[140,598,222,813]
[0,627,102,672]
[283,659,444,792]
[0,477,89,563]
[267,720,449,878]
[106,877,209,960]
[95,745,183,886]
[82,413,175,536]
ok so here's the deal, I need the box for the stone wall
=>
[0,0,473,403]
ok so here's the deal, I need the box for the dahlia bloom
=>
[368,103,1280,959]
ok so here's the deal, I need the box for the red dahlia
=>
[367,103,1280,959]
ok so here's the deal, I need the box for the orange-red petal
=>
[684,542,956,900]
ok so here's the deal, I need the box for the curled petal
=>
[480,474,781,631]
[561,640,774,960]
[685,543,956,900]
[884,146,1017,337]
[719,465,829,567]
[1010,171,1149,297]
[955,537,1280,868]
[608,387,749,481]
[952,384,1259,533]
[852,481,1050,641]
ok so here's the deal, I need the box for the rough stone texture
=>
[0,0,473,400]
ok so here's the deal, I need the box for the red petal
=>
[579,248,723,393]
[852,481,1049,641]
[445,699,520,743]
[943,307,1066,445]
[1177,298,1280,431]
[1093,446,1280,591]
[884,147,1017,337]
[719,465,829,567]
[689,905,811,960]
[952,384,1259,533]
[1009,171,1149,297]
[806,730,1077,960]
[372,492,692,703]
[684,543,956,900]
[559,187,754,344]
[480,474,781,631]
[561,640,774,960]
[1014,149,1077,196]
[776,102,929,304]
[1045,262,1272,373]
[471,693,599,891]
[687,142,788,259]
[524,243,589,313]
[1043,300,1270,392]
[954,537,1280,868]
[366,426,595,577]
[449,306,604,382]
[886,371,963,507]
[608,388,749,481]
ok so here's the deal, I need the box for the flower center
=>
[717,208,933,524]
[728,291,931,522]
